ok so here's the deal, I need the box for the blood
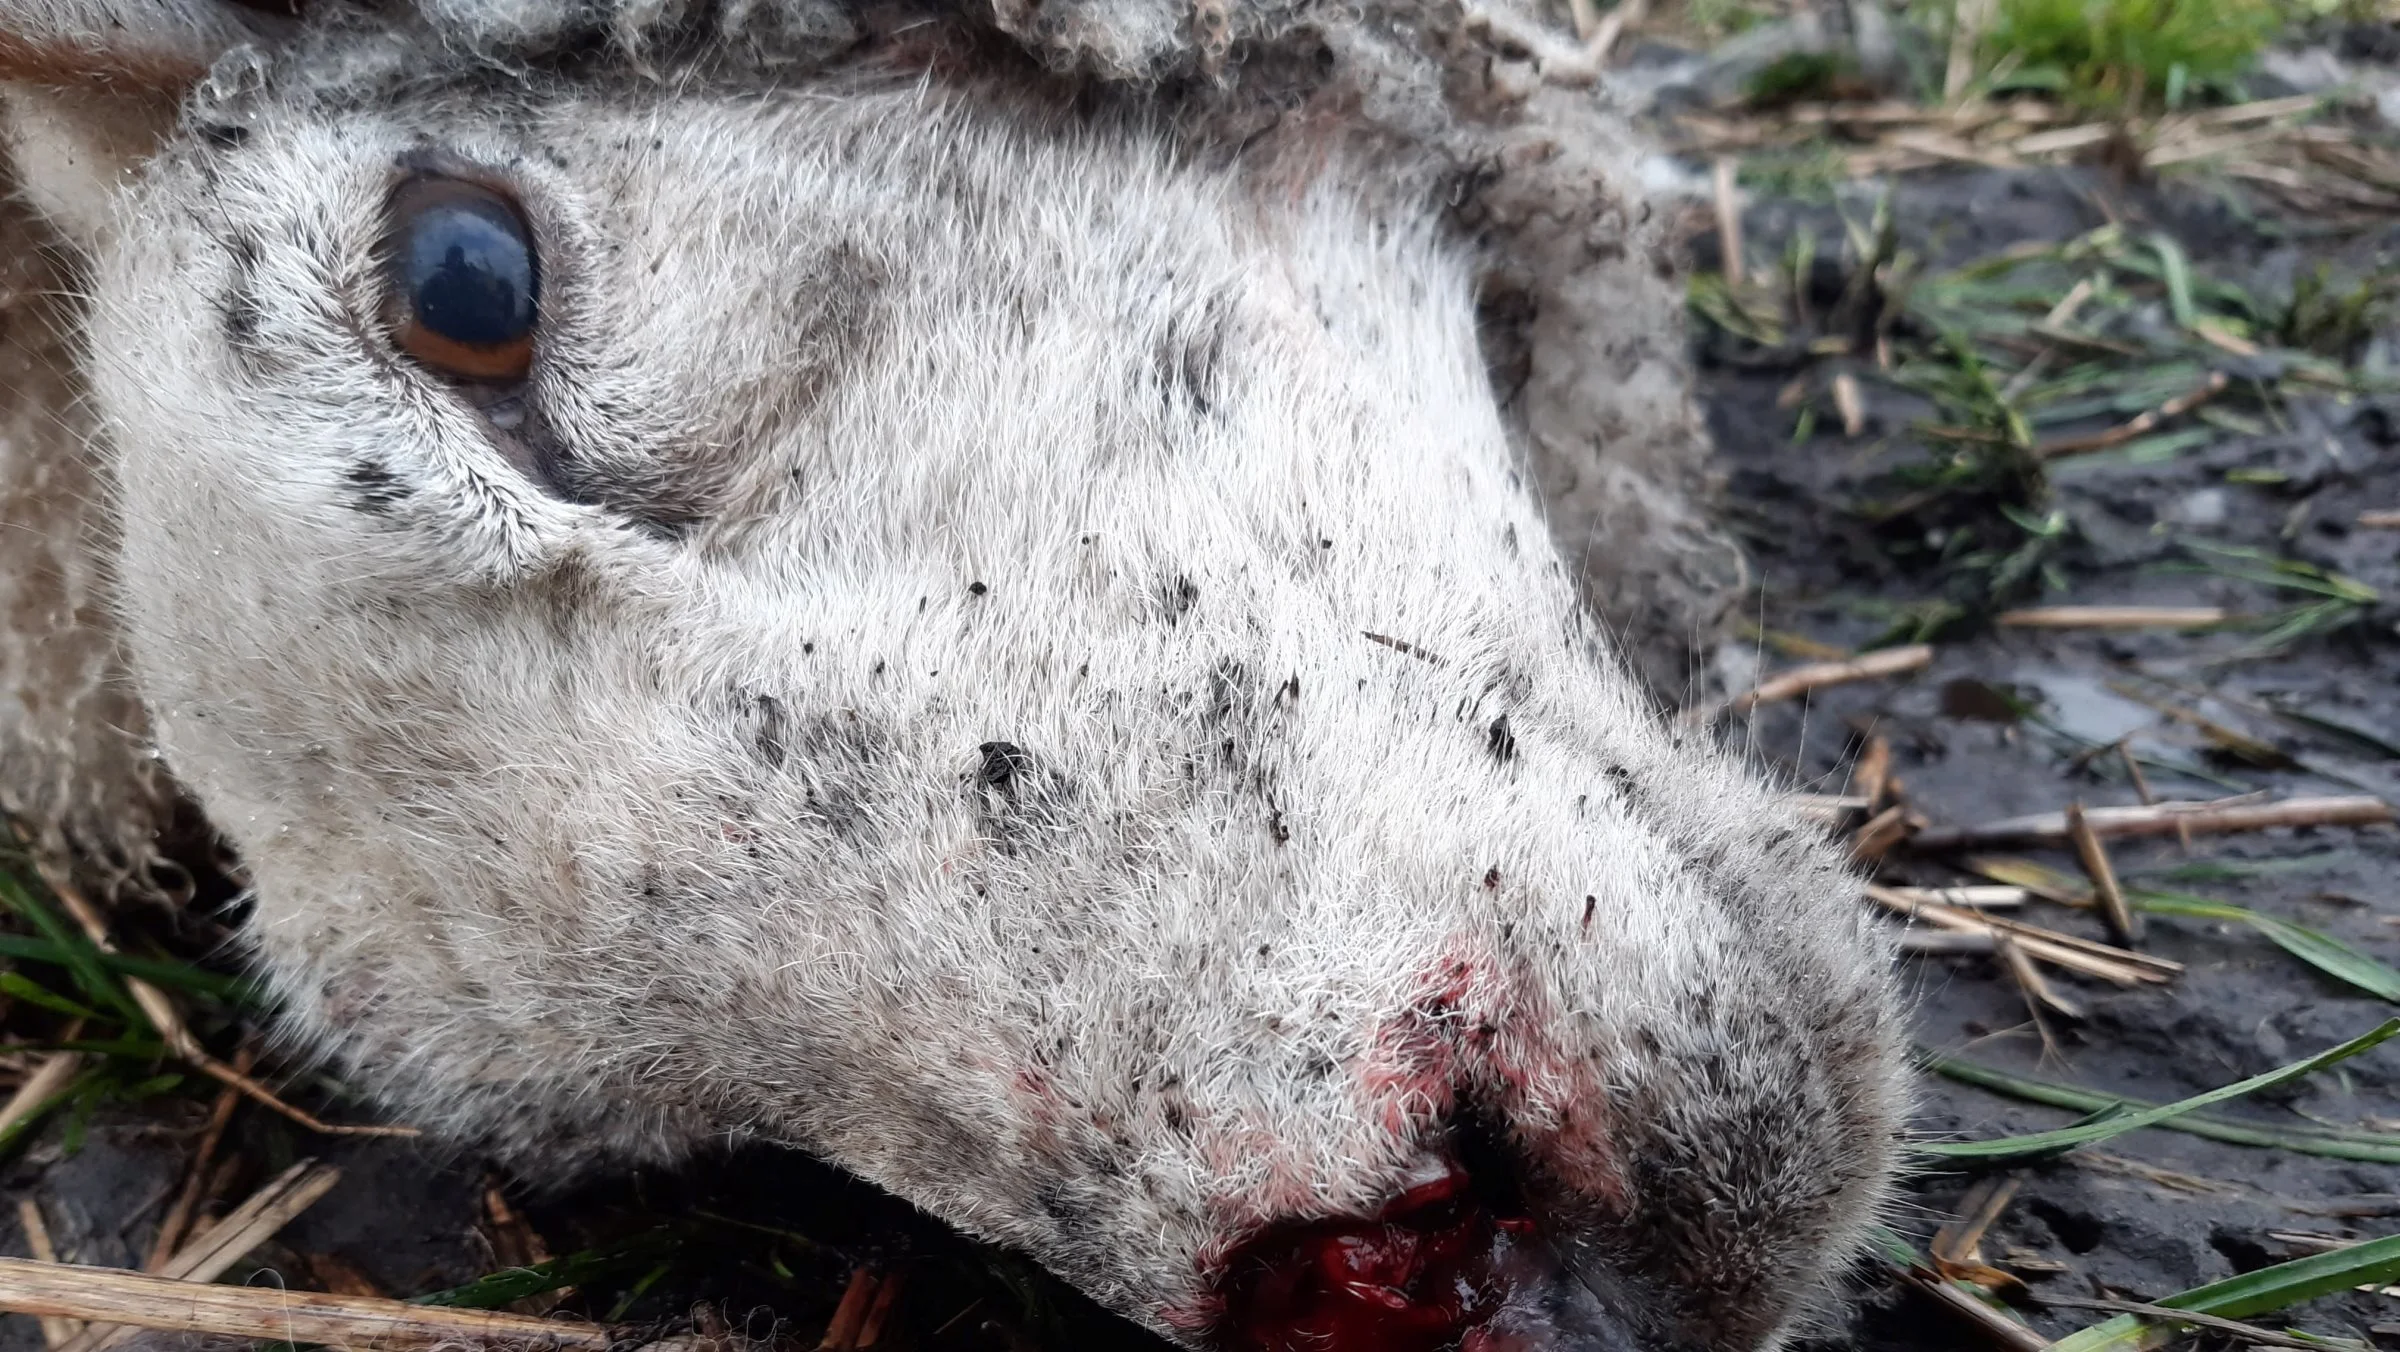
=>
[1219,1161,1543,1352]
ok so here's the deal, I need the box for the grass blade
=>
[0,871,143,1028]
[1917,1021,2400,1163]
[1922,1049,2400,1155]
[0,1067,101,1159]
[1964,858,2400,1004]
[413,1229,685,1309]
[2047,1232,2400,1351]
[0,935,262,1007]
[2152,233,2198,330]
[2135,890,2400,1003]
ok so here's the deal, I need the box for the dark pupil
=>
[403,196,537,347]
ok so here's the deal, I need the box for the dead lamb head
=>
[0,0,1906,1346]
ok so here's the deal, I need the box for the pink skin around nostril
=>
[1193,949,1639,1351]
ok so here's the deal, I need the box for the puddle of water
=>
[1938,669,2161,745]
[2019,671,2161,746]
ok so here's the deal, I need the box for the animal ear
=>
[1,0,279,245]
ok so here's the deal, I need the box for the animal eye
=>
[385,176,540,383]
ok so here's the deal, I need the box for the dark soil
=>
[1709,163,2400,1349]
[2,165,2396,1352]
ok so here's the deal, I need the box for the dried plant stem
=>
[2037,371,2229,459]
[147,1052,249,1272]
[1914,795,2394,849]
[856,1268,906,1348]
[2038,1295,2371,1350]
[1995,605,2227,629]
[16,1201,81,1349]
[817,1268,877,1350]
[1787,793,1871,823]
[1850,804,1921,862]
[1832,372,1865,436]
[2065,803,2141,947]
[1585,0,1648,61]
[1942,0,1993,103]
[1997,934,2085,1020]
[1719,644,1933,718]
[1865,886,2179,985]
[1852,736,1892,811]
[1931,1177,2021,1269]
[1712,158,1743,289]
[0,1053,83,1144]
[0,1257,654,1352]
[58,1161,344,1352]
[36,866,415,1140]
[2360,509,2400,529]
[1896,931,1998,954]
[1898,1264,2046,1352]
[2111,741,2190,853]
[1881,886,2026,909]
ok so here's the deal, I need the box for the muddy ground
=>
[3,165,2397,1352]
[1710,163,2400,1348]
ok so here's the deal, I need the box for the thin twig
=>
[1896,931,2000,954]
[16,1201,81,1349]
[1864,886,2180,985]
[1788,793,1873,823]
[2361,509,2400,529]
[2065,803,2141,947]
[1880,885,2027,909]
[1999,278,2094,401]
[1913,794,2393,849]
[2113,742,2187,854]
[858,1268,907,1348]
[1853,735,1892,811]
[1897,1263,2046,1352]
[0,1053,83,1145]
[37,866,415,1139]
[2037,371,2229,459]
[58,1161,345,1352]
[2036,1295,2371,1350]
[1850,805,1916,862]
[1995,605,2227,629]
[0,1256,673,1352]
[817,1268,877,1351]
[1713,158,1744,290]
[1585,0,1648,62]
[1832,372,1865,437]
[1931,1177,2021,1270]
[146,1050,248,1272]
[1997,933,2085,1021]
[1716,644,1934,719]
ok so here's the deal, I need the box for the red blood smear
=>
[1220,1164,1537,1352]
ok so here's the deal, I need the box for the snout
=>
[1217,1156,1644,1352]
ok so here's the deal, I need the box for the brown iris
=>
[384,175,540,382]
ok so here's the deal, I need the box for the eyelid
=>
[378,151,579,497]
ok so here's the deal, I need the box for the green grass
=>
[0,852,259,1159]
[1916,1020,2400,1164]
[2049,1232,2400,1350]
[1972,0,2279,110]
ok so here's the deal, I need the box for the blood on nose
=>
[1218,1160,1553,1352]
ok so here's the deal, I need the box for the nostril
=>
[1218,1157,1551,1352]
